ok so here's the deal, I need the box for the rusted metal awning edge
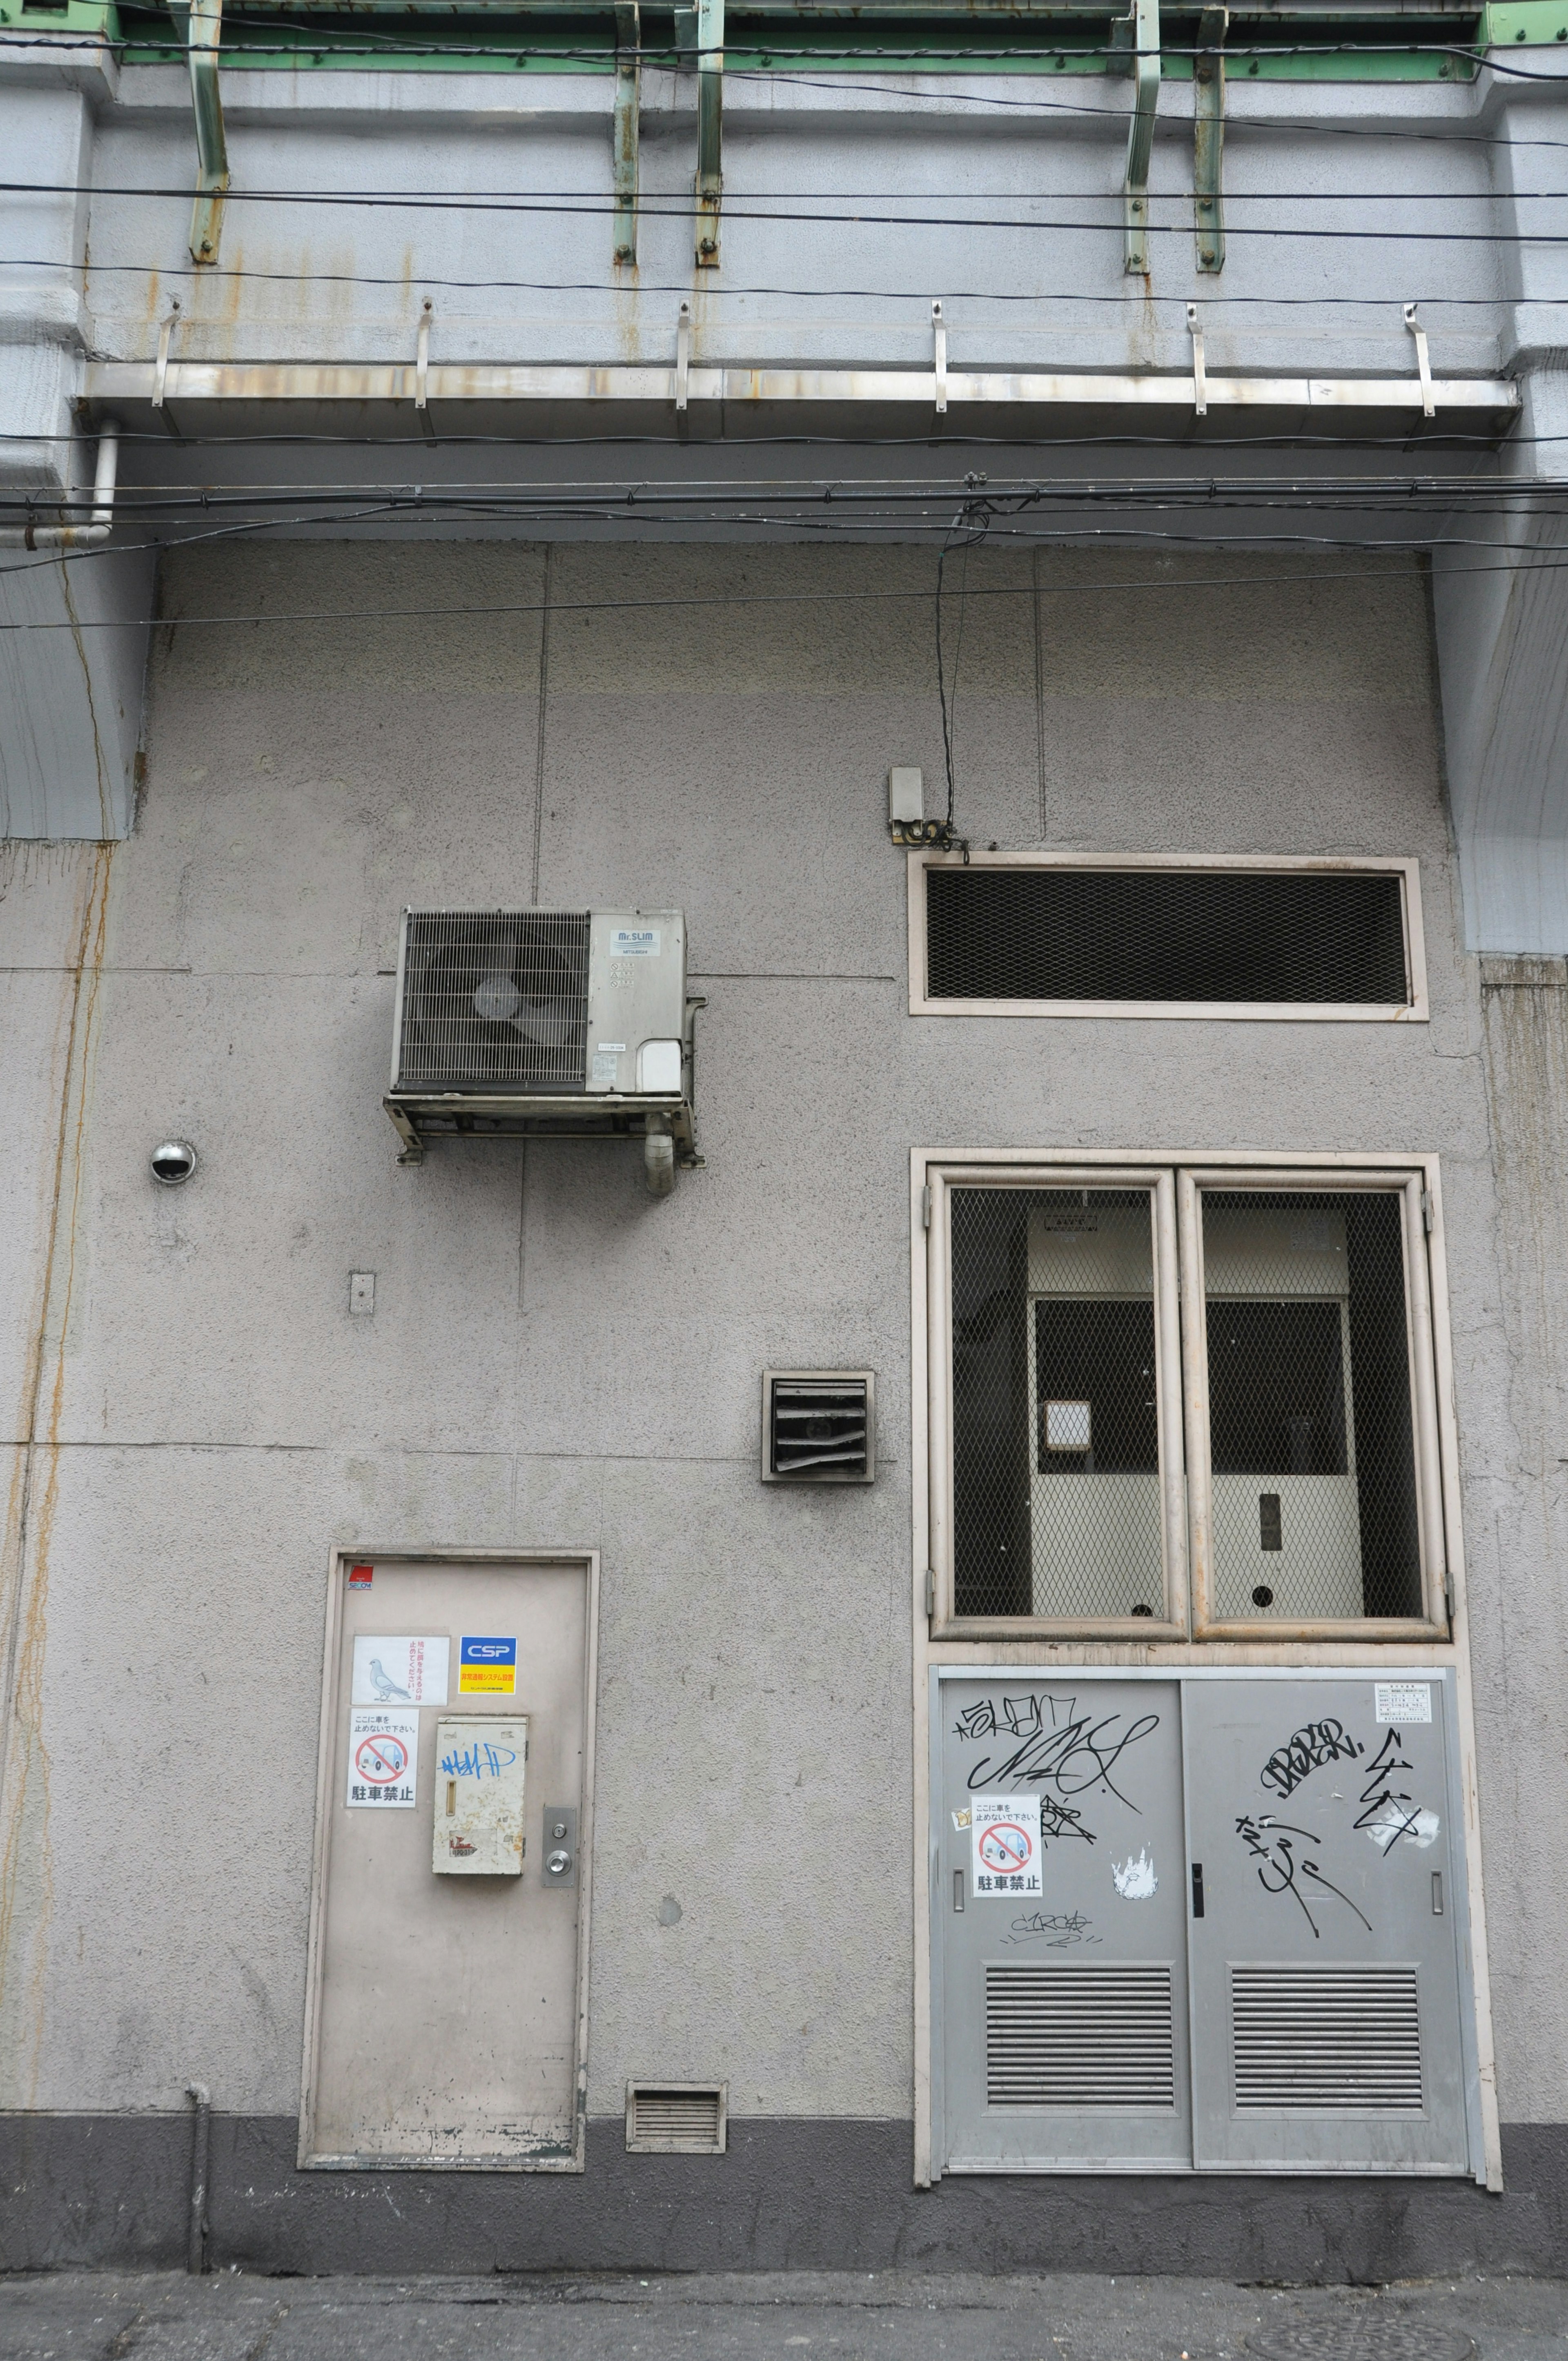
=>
[83,359,1519,419]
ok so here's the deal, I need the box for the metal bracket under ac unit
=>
[384,996,705,1192]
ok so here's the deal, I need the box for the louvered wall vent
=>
[920,862,1418,1016]
[1232,1966,1423,2112]
[761,1370,875,1484]
[985,1964,1176,2110]
[625,2082,728,2153]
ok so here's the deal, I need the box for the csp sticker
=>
[971,1794,1043,1899]
[459,1635,518,1695]
[609,927,660,958]
[347,1708,419,1808]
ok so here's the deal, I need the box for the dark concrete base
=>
[1,2116,1564,2281]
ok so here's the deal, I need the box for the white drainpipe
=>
[0,423,120,549]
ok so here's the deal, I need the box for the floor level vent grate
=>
[624,2082,728,2153]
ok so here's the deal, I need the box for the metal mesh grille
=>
[926,868,1410,1007]
[1203,1191,1423,1620]
[768,1377,870,1481]
[1232,1967,1423,2112]
[952,1189,1164,1619]
[396,910,589,1091]
[986,1964,1176,2109]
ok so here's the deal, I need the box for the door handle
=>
[954,1869,965,1913]
[1191,1862,1205,1918]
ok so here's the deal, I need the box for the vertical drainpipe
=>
[186,2083,211,2273]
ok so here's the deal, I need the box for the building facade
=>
[2,0,1568,2279]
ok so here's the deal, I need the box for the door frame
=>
[298,1545,601,2172]
[927,1663,1488,2186]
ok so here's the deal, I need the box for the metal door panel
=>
[1183,1675,1469,2170]
[939,1677,1190,2170]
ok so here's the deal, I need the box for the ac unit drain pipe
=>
[185,2081,211,2275]
[0,423,120,549]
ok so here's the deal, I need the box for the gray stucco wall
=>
[0,539,1560,2239]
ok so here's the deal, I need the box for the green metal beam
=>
[1194,2,1225,271]
[613,0,639,262]
[170,0,230,263]
[696,0,723,265]
[1122,0,1159,275]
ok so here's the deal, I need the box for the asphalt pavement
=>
[0,2270,1562,2361]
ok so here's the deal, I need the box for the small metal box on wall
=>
[434,1716,528,1875]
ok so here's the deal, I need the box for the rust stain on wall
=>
[0,843,113,2102]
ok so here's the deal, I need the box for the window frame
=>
[906,851,1429,1024]
[921,1151,1453,1644]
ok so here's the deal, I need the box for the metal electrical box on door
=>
[302,1558,592,2170]
[933,1668,1481,2181]
[434,1717,528,1875]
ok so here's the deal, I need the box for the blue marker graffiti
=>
[440,1740,518,1781]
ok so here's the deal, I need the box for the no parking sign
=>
[971,1794,1043,1897]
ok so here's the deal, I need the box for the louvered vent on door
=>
[624,2082,728,2153]
[923,865,1413,1011]
[985,1964,1176,2109]
[762,1371,875,1483]
[1232,1966,1423,2112]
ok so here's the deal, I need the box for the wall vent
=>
[1232,1966,1423,2112]
[761,1370,875,1484]
[985,1964,1176,2109]
[625,2082,728,2153]
[918,860,1419,1018]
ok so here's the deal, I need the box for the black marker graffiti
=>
[1353,1728,1427,1855]
[960,1694,1160,1832]
[1235,1813,1373,1939]
[1001,1909,1100,1949]
[1259,1719,1365,1800]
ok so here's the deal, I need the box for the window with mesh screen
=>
[951,1188,1167,1621]
[923,865,1412,1010]
[1199,1191,1424,1622]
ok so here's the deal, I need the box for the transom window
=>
[929,1163,1448,1638]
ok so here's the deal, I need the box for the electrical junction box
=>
[433,1716,528,1876]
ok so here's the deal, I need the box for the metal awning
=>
[83,360,1520,441]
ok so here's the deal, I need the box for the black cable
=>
[3,180,1564,242]
[11,550,1568,633]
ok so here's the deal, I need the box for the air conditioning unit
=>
[385,908,700,1194]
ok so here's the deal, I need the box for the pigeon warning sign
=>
[351,1636,450,1707]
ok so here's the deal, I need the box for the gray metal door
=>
[1183,1675,1471,2171]
[938,1678,1190,2171]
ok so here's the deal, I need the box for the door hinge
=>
[924,1567,936,1618]
[921,1184,931,1230]
[1421,1187,1435,1234]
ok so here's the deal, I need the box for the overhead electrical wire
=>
[0,257,1556,293]
[7,548,1568,632]
[3,179,1564,240]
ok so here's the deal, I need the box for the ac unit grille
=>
[764,1374,873,1482]
[1232,1966,1423,2112]
[926,868,1410,1008]
[396,909,589,1091]
[625,2084,726,2153]
[985,1963,1176,2109]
